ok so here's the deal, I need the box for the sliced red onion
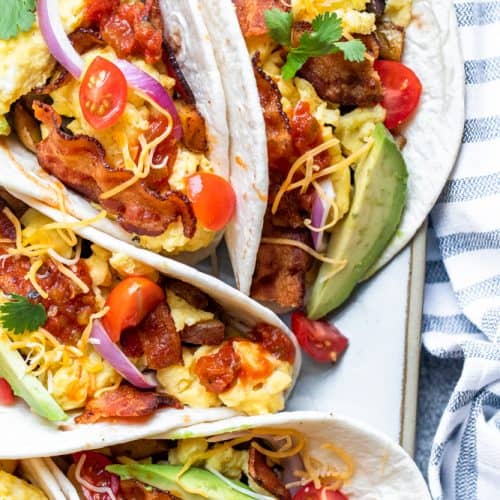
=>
[310,179,336,252]
[115,59,182,140]
[38,0,182,138]
[37,0,84,78]
[90,320,156,390]
[281,453,305,496]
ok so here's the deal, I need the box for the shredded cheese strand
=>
[77,306,110,350]
[26,259,48,299]
[53,260,89,294]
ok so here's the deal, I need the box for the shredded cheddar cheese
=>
[26,259,48,299]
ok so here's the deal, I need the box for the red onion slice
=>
[310,179,336,251]
[37,0,84,78]
[90,320,156,390]
[114,59,182,140]
[281,453,305,496]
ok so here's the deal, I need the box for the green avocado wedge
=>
[307,123,408,319]
[0,335,67,421]
[107,464,255,499]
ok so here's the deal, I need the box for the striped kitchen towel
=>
[422,1,500,498]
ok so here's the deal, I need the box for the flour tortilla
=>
[0,194,300,459]
[29,411,430,499]
[0,0,230,265]
[199,0,464,288]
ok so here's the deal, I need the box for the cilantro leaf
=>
[0,0,36,40]
[264,8,293,47]
[334,39,366,62]
[265,9,367,79]
[0,294,47,334]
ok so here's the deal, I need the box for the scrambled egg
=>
[384,0,413,27]
[85,245,113,288]
[47,350,121,411]
[168,438,249,480]
[336,105,386,154]
[219,341,293,415]
[166,291,214,331]
[0,115,10,136]
[158,341,293,415]
[157,348,220,408]
[109,252,159,282]
[0,470,47,500]
[0,0,85,115]
[20,209,75,259]
[291,0,375,34]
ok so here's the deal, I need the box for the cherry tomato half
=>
[291,312,348,363]
[0,378,14,406]
[374,60,422,130]
[72,452,120,500]
[80,56,127,130]
[102,276,164,342]
[294,483,349,500]
[186,173,236,231]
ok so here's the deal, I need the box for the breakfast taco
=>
[0,194,300,458]
[25,411,430,499]
[0,0,234,263]
[198,0,463,317]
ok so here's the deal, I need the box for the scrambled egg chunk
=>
[168,438,208,467]
[109,252,159,282]
[384,0,413,27]
[0,470,47,500]
[166,291,214,331]
[0,0,85,115]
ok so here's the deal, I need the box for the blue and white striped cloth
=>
[422,1,500,498]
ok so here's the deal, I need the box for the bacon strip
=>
[248,446,291,500]
[75,385,182,424]
[233,0,290,37]
[181,320,225,345]
[167,280,210,310]
[194,342,240,394]
[33,102,196,237]
[252,56,293,173]
[135,302,182,370]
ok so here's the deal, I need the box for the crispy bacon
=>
[0,200,16,241]
[136,303,182,370]
[251,224,313,310]
[233,0,290,38]
[248,323,295,364]
[120,480,180,499]
[176,101,208,154]
[248,446,291,500]
[167,280,210,310]
[0,254,96,345]
[163,43,195,105]
[194,342,241,393]
[253,56,293,173]
[181,320,225,345]
[293,23,383,107]
[33,102,196,238]
[75,385,182,424]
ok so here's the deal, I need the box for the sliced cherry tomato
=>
[186,173,236,231]
[102,276,164,342]
[294,483,349,500]
[80,56,127,130]
[374,60,422,130]
[0,378,14,406]
[72,452,120,500]
[291,312,348,363]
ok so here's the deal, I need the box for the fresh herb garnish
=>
[264,9,366,80]
[0,0,36,40]
[0,294,47,334]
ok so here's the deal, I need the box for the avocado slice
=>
[0,335,67,421]
[307,123,408,319]
[107,464,255,500]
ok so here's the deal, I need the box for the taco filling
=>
[0,460,48,499]
[0,0,235,256]
[230,0,420,315]
[53,430,354,499]
[0,198,295,422]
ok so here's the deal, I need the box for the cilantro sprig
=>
[264,9,366,80]
[0,0,36,40]
[0,294,47,334]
